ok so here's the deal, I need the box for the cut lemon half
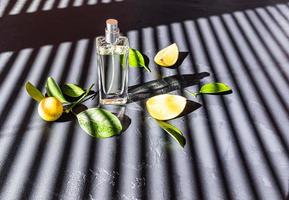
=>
[154,43,179,67]
[146,94,186,120]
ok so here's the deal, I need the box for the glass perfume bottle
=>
[96,19,129,105]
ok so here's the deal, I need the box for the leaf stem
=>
[184,89,198,97]
[80,92,97,104]
[143,65,151,72]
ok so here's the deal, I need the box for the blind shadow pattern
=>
[0,1,289,200]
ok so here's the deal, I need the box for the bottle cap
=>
[105,19,119,44]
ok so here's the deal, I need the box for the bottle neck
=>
[105,28,120,44]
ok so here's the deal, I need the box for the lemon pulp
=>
[154,43,179,67]
[146,94,186,120]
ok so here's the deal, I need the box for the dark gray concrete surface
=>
[0,0,289,199]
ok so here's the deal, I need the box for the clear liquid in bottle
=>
[97,44,128,105]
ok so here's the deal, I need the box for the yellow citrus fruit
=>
[38,97,63,121]
[154,43,179,67]
[146,94,186,120]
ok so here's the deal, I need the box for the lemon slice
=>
[146,94,186,120]
[154,43,179,67]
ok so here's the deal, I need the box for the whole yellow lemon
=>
[38,97,63,121]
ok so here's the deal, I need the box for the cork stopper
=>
[106,19,118,32]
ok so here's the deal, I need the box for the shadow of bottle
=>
[128,72,210,103]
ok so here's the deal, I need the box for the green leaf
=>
[45,77,68,103]
[129,48,145,67]
[66,84,94,112]
[199,82,232,95]
[63,83,85,98]
[77,108,122,138]
[25,81,45,102]
[129,48,151,72]
[156,120,186,147]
